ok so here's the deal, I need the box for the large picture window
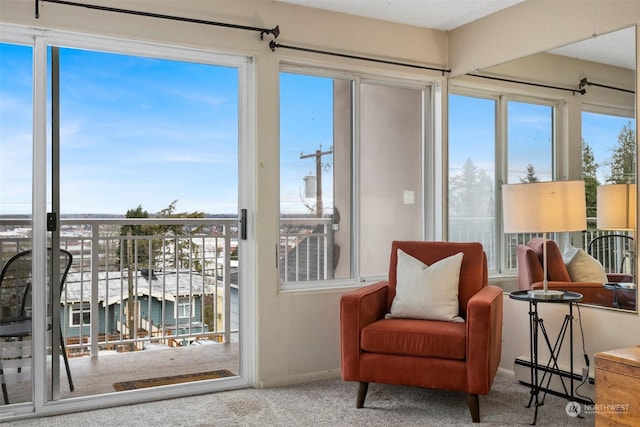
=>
[582,109,636,242]
[279,69,429,288]
[448,93,555,273]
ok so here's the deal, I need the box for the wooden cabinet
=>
[594,345,640,426]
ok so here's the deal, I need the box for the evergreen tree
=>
[120,205,152,265]
[449,157,493,218]
[119,201,206,271]
[519,164,539,183]
[153,200,206,272]
[582,140,600,221]
[607,121,636,184]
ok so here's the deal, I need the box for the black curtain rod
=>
[580,78,635,94]
[468,73,585,95]
[269,41,450,75]
[36,0,279,39]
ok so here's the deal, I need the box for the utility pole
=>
[300,146,333,218]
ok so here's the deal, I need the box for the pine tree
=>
[607,121,636,184]
[520,164,539,183]
[449,157,493,218]
[582,140,600,221]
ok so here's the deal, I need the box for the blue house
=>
[62,268,219,348]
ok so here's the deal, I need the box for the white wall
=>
[1,0,638,388]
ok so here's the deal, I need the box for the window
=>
[0,42,32,217]
[279,73,347,284]
[448,95,496,267]
[507,101,553,183]
[177,297,192,319]
[279,69,429,288]
[582,109,636,224]
[448,93,555,273]
[70,304,90,327]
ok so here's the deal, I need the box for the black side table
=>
[603,282,636,308]
[509,290,583,425]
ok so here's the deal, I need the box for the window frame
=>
[176,297,193,319]
[69,303,91,327]
[448,87,562,276]
[278,62,438,292]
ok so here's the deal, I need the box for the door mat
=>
[113,369,235,391]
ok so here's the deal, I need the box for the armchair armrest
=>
[340,281,389,381]
[466,285,503,394]
[536,280,630,307]
[606,273,633,283]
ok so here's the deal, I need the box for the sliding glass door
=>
[1,29,254,414]
[0,40,34,408]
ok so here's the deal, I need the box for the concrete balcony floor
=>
[2,341,240,404]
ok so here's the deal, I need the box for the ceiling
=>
[277,0,635,70]
[277,0,525,31]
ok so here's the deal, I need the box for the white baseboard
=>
[257,368,342,388]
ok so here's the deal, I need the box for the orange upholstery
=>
[340,241,503,423]
[516,238,636,310]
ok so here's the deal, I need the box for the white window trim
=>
[176,297,194,319]
[69,304,90,327]
[278,63,439,291]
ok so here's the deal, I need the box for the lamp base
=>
[527,289,565,300]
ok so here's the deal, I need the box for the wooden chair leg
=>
[356,382,369,408]
[467,393,480,423]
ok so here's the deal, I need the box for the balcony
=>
[0,217,241,404]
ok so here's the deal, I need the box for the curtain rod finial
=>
[261,25,279,40]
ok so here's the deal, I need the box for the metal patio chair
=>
[0,248,74,404]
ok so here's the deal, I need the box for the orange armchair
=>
[516,238,636,310]
[340,241,503,423]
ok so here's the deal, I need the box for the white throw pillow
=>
[563,244,608,283]
[387,249,464,322]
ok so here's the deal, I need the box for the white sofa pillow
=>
[563,244,608,283]
[387,249,464,322]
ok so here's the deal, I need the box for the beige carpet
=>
[9,371,596,426]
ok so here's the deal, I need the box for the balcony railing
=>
[279,218,334,282]
[1,215,634,359]
[447,217,634,274]
[0,218,239,357]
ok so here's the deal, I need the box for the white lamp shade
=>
[597,183,636,230]
[502,180,587,233]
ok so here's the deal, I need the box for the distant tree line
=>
[449,121,636,224]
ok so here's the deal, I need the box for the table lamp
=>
[597,183,636,277]
[502,180,587,299]
[597,183,636,231]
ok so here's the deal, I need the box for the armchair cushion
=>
[361,318,466,359]
[387,250,464,322]
[562,244,608,283]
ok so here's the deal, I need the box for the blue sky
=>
[279,72,334,215]
[1,43,239,216]
[0,42,634,216]
[449,94,634,185]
